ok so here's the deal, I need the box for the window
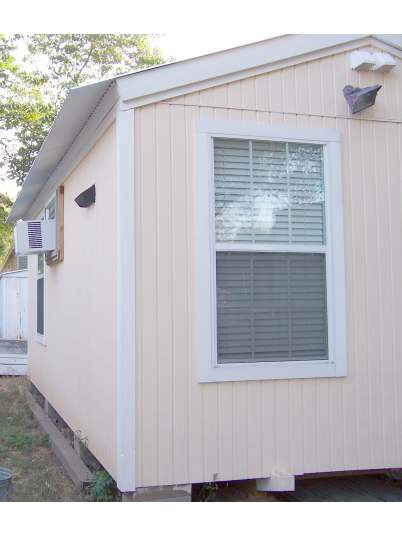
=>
[197,120,347,382]
[45,196,56,221]
[45,186,64,264]
[37,253,45,340]
[16,255,27,270]
[36,193,60,344]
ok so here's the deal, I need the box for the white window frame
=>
[44,192,59,261]
[196,119,347,382]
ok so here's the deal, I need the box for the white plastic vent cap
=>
[350,50,396,72]
[371,52,397,72]
[350,51,376,71]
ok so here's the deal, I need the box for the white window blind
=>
[17,255,27,270]
[45,197,56,220]
[214,138,325,244]
[214,137,328,365]
[217,252,328,363]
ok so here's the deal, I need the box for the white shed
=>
[7,34,402,499]
[0,270,28,340]
[0,269,28,375]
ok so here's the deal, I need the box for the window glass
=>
[214,139,325,244]
[216,251,328,364]
[214,138,328,365]
[45,197,56,220]
[37,253,44,275]
[37,278,44,335]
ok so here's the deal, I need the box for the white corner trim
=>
[116,106,136,491]
[196,119,347,383]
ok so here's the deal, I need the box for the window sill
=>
[36,334,46,347]
[198,359,346,383]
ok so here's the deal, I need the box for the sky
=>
[156,32,279,61]
[0,176,18,200]
[0,32,281,201]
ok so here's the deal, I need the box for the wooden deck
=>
[0,339,28,376]
[283,474,402,501]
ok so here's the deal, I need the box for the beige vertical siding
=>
[134,46,402,487]
[28,123,117,477]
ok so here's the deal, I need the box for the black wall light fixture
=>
[74,184,96,208]
[343,84,382,114]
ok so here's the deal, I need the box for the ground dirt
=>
[0,376,85,501]
[192,480,281,501]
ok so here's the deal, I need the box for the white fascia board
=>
[366,36,402,59]
[374,34,402,50]
[118,35,402,110]
[117,34,368,107]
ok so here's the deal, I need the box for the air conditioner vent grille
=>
[27,221,43,249]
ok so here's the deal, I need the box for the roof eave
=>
[8,78,114,223]
[9,33,402,223]
[117,34,370,106]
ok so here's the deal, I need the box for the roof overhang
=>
[8,79,113,222]
[117,34,369,107]
[117,34,402,108]
[8,34,402,223]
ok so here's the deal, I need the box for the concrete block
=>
[22,387,93,488]
[122,484,192,502]
[256,475,295,492]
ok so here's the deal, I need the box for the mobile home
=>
[8,34,402,500]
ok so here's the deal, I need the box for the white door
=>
[0,271,28,339]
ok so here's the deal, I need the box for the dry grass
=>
[0,376,85,502]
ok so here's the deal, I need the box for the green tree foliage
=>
[0,34,54,185]
[27,34,164,98]
[0,34,164,185]
[0,33,18,85]
[0,193,13,267]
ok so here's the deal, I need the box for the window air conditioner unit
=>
[14,220,56,255]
